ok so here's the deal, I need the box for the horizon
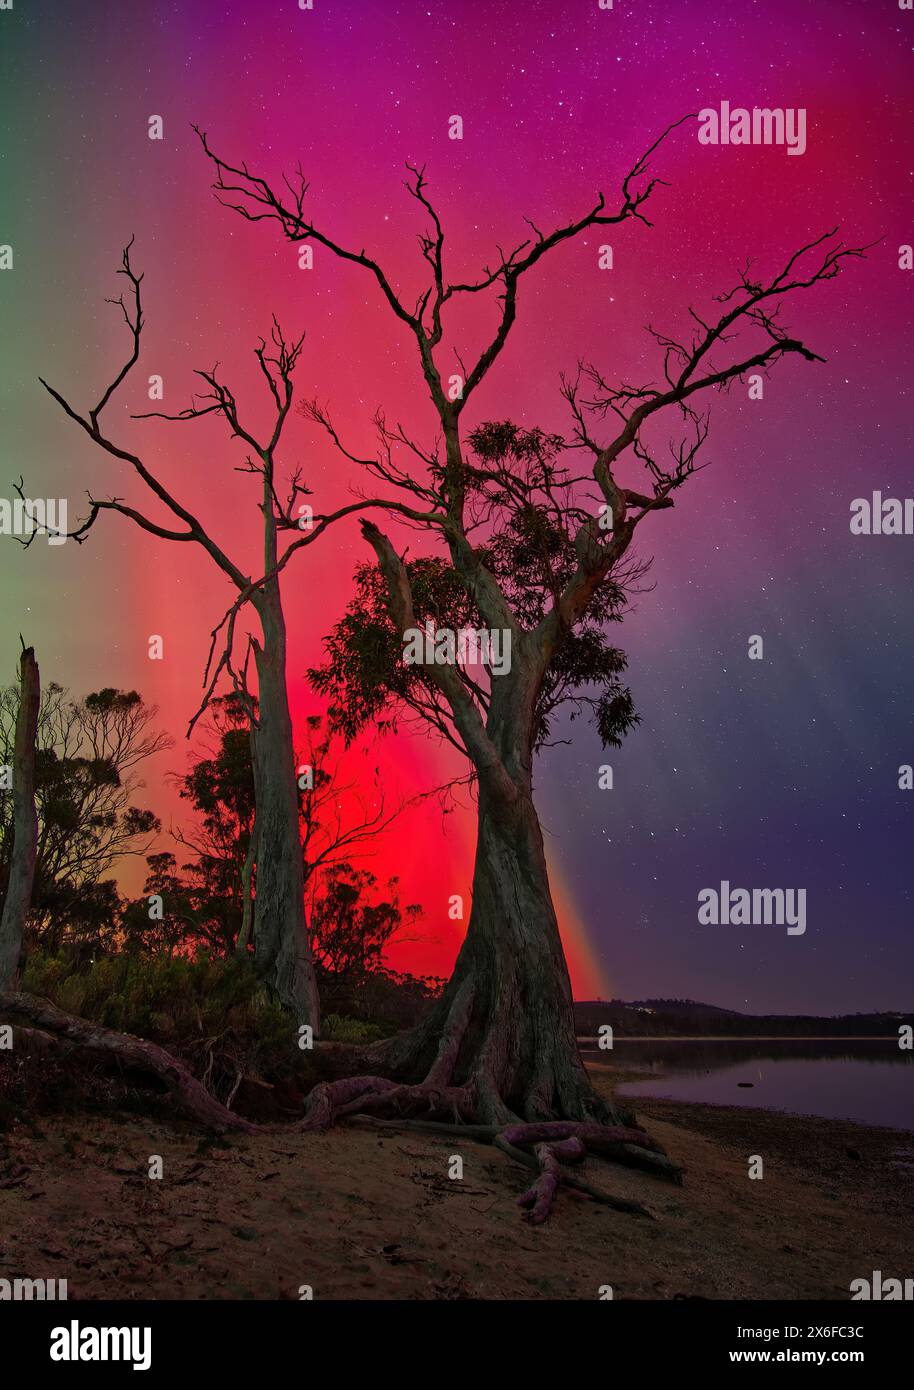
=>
[575,997,914,1018]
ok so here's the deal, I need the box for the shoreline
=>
[2,1073,911,1299]
[577,1035,904,1043]
[613,1085,914,1136]
[583,1050,913,1134]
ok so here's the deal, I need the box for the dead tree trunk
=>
[0,647,40,990]
[37,255,355,1033]
[250,586,320,1032]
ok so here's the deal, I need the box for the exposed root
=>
[336,1106,677,1221]
[494,1124,681,1218]
[501,1120,664,1154]
[612,1142,685,1184]
[545,1136,587,1163]
[517,1142,561,1223]
[299,1073,475,1131]
[0,991,257,1134]
[287,993,682,1220]
[298,1076,400,1132]
[501,1120,683,1185]
[2,990,680,1223]
[347,1116,502,1142]
[492,1133,656,1221]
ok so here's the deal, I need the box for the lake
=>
[580,1038,914,1131]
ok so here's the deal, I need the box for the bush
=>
[13,951,442,1121]
[22,951,299,1077]
[321,1013,385,1044]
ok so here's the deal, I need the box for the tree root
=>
[492,1130,665,1222]
[1,991,681,1222]
[501,1120,683,1186]
[343,1111,675,1222]
[517,1142,561,1223]
[299,1074,474,1131]
[0,991,257,1135]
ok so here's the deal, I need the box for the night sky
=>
[1,0,912,1012]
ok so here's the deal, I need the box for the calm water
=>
[582,1039,914,1130]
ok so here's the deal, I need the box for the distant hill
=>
[573,997,913,1038]
[631,999,742,1018]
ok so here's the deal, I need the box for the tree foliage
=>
[0,682,170,952]
[311,422,641,755]
[123,698,422,1008]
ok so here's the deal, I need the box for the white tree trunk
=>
[250,591,320,1032]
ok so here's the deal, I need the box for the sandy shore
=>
[1,1067,911,1300]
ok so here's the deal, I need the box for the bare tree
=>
[0,646,40,988]
[36,244,389,1029]
[193,122,865,1216]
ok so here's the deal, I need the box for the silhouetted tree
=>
[35,250,395,1028]
[123,701,416,981]
[196,121,864,1199]
[1,126,864,1228]
[310,862,421,1015]
[0,682,166,955]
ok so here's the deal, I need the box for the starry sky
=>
[1,0,912,1012]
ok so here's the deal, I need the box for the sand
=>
[1,1068,911,1301]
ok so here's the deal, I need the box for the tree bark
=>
[235,806,257,959]
[0,647,40,990]
[249,588,320,1032]
[381,645,617,1123]
[357,526,634,1130]
[389,781,621,1125]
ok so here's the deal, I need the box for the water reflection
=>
[580,1039,914,1129]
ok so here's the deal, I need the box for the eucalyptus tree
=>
[195,122,862,1201]
[37,244,384,1029]
[5,129,861,1224]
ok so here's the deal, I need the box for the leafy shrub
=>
[321,1013,385,1044]
[22,951,300,1078]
